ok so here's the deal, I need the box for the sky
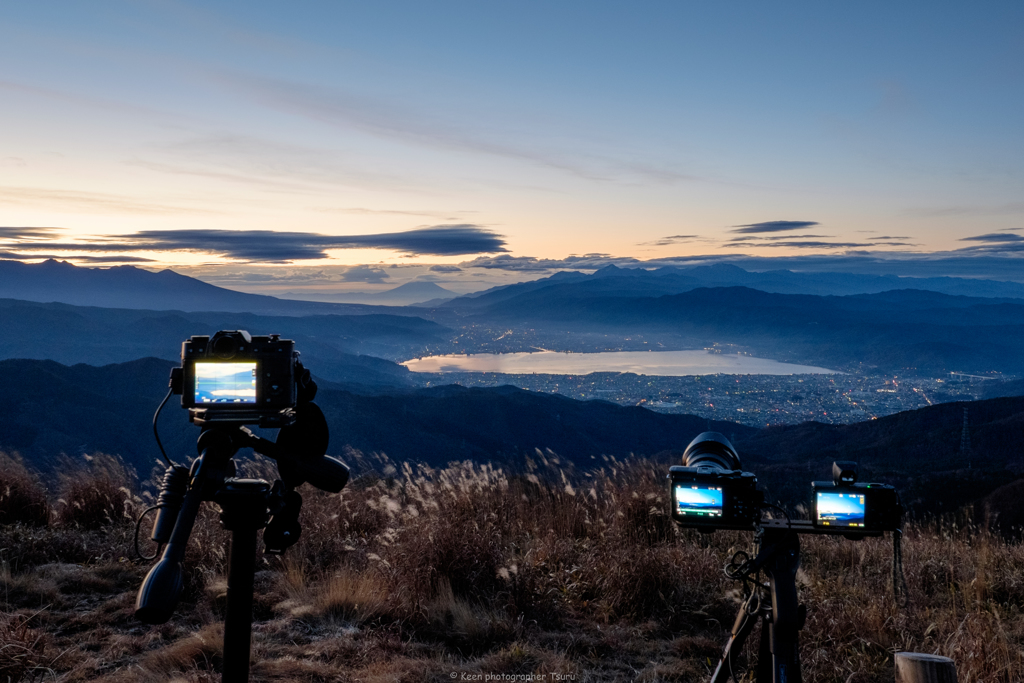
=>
[1,1,1022,297]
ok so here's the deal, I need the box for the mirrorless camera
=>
[668,432,764,530]
[811,460,902,533]
[668,434,902,536]
[173,330,313,426]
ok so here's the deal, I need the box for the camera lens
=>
[683,432,741,471]
[212,334,239,359]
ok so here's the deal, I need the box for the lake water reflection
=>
[402,349,838,376]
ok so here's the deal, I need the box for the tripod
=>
[136,403,348,683]
[712,524,805,683]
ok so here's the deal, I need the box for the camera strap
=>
[892,528,909,608]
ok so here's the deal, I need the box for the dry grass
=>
[2,450,1024,682]
[0,453,51,526]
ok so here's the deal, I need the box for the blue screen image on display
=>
[817,491,866,527]
[195,362,257,404]
[675,485,723,517]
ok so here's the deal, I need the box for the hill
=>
[0,298,456,386]
[0,358,755,477]
[3,357,1022,518]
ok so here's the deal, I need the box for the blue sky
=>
[1,1,1021,295]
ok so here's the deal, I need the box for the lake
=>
[402,349,839,376]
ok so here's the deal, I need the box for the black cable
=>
[134,505,162,561]
[153,386,175,467]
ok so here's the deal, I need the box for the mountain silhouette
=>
[459,285,1024,375]
[0,259,417,315]
[4,357,1021,519]
[0,298,453,385]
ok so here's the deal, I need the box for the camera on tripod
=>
[173,330,315,427]
[668,432,763,530]
[667,433,905,682]
[669,433,902,535]
[137,330,349,683]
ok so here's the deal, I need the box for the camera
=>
[668,432,765,530]
[812,461,902,533]
[173,330,312,426]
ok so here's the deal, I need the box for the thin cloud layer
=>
[639,234,702,247]
[958,233,1024,253]
[461,253,642,272]
[339,265,390,283]
[0,225,507,263]
[731,220,820,234]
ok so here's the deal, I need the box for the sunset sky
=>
[1,2,1022,296]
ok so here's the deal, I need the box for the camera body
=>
[669,465,764,530]
[810,459,902,533]
[177,331,301,423]
[810,482,902,533]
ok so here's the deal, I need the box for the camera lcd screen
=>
[816,490,866,527]
[194,362,257,404]
[674,484,723,518]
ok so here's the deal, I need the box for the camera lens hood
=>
[683,432,741,471]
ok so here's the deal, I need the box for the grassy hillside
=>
[1,453,1021,683]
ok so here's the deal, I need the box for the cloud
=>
[724,240,882,249]
[199,270,334,284]
[0,186,220,216]
[638,234,701,247]
[0,253,154,263]
[956,233,1024,254]
[0,227,62,240]
[960,233,1024,243]
[729,234,834,242]
[339,265,390,283]
[322,207,476,220]
[461,253,642,272]
[217,73,705,185]
[429,264,463,273]
[730,220,820,234]
[0,224,507,263]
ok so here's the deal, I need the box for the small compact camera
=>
[668,432,765,530]
[173,330,311,426]
[811,461,902,533]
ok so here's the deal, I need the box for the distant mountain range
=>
[446,263,1024,309]
[4,357,1021,520]
[0,259,425,315]
[3,257,1023,377]
[309,281,458,306]
[451,282,1024,375]
[0,298,453,386]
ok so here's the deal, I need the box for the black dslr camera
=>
[173,330,313,427]
[811,461,902,533]
[668,432,764,531]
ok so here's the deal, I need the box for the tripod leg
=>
[223,526,258,683]
[711,599,759,683]
[217,477,272,683]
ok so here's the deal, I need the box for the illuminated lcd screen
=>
[816,491,866,527]
[195,362,257,404]
[675,484,723,518]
